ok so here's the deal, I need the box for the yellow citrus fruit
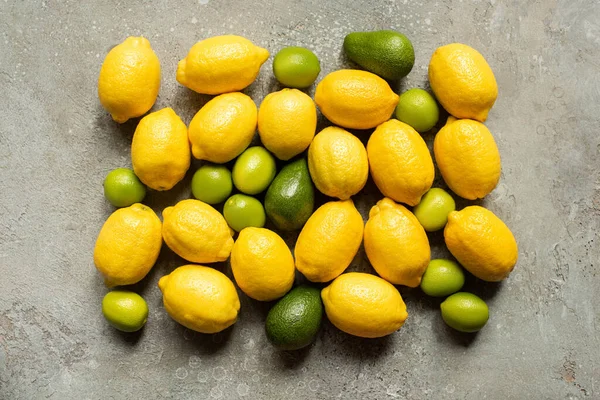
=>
[162,199,234,263]
[158,265,240,333]
[131,108,190,191]
[434,117,501,200]
[367,120,434,206]
[314,69,399,129]
[428,43,498,122]
[295,200,363,282]
[444,206,518,282]
[321,272,408,338]
[364,198,431,287]
[230,227,295,301]
[94,204,162,287]
[188,92,257,163]
[176,35,269,95]
[308,127,368,200]
[98,37,160,123]
[258,89,317,161]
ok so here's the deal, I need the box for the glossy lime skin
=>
[273,46,321,88]
[395,88,440,133]
[232,147,277,195]
[413,188,456,232]
[420,259,465,297]
[441,292,489,333]
[102,291,148,332]
[191,165,233,205]
[103,168,146,208]
[223,194,266,232]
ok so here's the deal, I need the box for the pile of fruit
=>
[95,31,518,346]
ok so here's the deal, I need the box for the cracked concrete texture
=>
[1,0,599,398]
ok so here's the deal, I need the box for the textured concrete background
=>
[1,0,599,399]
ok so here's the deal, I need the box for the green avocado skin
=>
[343,30,415,80]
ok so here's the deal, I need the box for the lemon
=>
[102,291,148,332]
[230,227,295,301]
[94,204,162,287]
[367,120,434,206]
[314,69,399,130]
[176,35,269,95]
[444,206,518,281]
[295,200,363,282]
[98,37,160,123]
[158,265,240,333]
[189,92,257,163]
[321,273,408,338]
[428,43,497,122]
[308,127,369,200]
[162,199,234,264]
[364,198,430,287]
[131,108,190,191]
[434,117,501,200]
[258,88,317,161]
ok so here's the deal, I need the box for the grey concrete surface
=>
[1,0,599,399]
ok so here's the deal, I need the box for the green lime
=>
[420,259,465,297]
[395,88,440,133]
[273,46,321,88]
[266,285,323,350]
[223,194,266,232]
[191,165,233,205]
[232,147,277,195]
[103,168,146,208]
[440,292,489,333]
[412,188,456,232]
[102,290,148,332]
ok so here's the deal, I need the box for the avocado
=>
[343,30,415,80]
[265,285,323,350]
[264,158,314,231]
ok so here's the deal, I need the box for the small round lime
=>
[103,168,146,208]
[273,46,321,88]
[441,292,489,333]
[223,194,266,232]
[232,147,277,195]
[102,291,148,333]
[395,88,440,133]
[413,188,456,232]
[421,259,465,297]
[191,165,233,205]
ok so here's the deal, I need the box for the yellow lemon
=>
[98,37,160,123]
[162,199,234,263]
[131,108,190,191]
[230,227,295,301]
[258,89,317,160]
[158,265,240,333]
[314,69,399,130]
[434,117,501,200]
[444,206,518,281]
[308,127,368,200]
[367,120,434,206]
[176,35,269,95]
[364,198,430,287]
[94,204,162,287]
[295,200,363,282]
[321,272,408,338]
[188,92,257,163]
[428,43,498,122]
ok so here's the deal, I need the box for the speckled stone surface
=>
[1,0,599,399]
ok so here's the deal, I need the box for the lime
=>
[191,165,233,205]
[103,168,146,208]
[440,292,489,333]
[420,259,465,297]
[223,194,266,232]
[273,46,321,88]
[232,147,277,195]
[395,88,440,133]
[102,290,148,332]
[412,188,456,232]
